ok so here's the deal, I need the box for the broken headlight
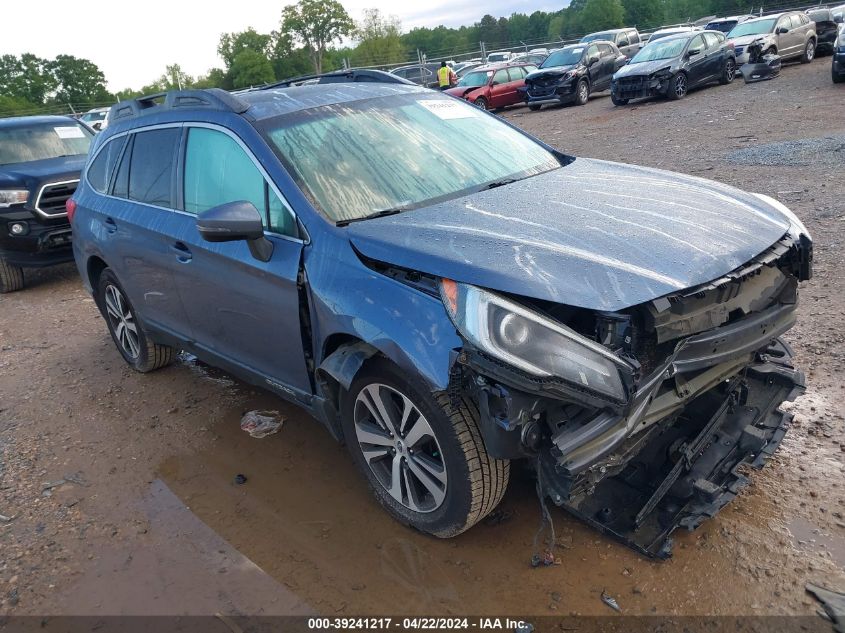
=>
[440,279,629,401]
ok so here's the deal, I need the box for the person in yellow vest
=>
[437,61,454,90]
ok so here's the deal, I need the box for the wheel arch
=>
[86,255,109,298]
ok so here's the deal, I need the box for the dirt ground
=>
[1,59,844,620]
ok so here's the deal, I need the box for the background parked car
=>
[611,31,736,105]
[704,15,755,34]
[0,115,93,292]
[647,26,701,42]
[727,12,817,65]
[525,42,627,109]
[79,107,110,131]
[580,28,643,57]
[510,52,548,65]
[486,51,513,63]
[445,62,537,110]
[391,64,440,88]
[834,24,845,82]
[806,8,840,54]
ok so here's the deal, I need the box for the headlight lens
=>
[0,190,28,207]
[440,279,629,401]
[752,193,811,240]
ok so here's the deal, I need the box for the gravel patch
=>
[727,135,845,167]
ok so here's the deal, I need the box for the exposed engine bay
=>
[454,233,812,557]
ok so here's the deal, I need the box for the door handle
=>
[171,241,192,263]
[104,217,117,234]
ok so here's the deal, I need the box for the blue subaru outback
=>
[70,86,812,556]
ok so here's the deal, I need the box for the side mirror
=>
[687,47,701,56]
[491,80,500,85]
[197,200,273,262]
[777,26,789,34]
[588,55,600,66]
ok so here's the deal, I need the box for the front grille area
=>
[36,180,78,217]
[615,77,648,99]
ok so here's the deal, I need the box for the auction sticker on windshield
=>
[419,99,479,119]
[54,126,85,139]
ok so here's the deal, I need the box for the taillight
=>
[66,198,77,223]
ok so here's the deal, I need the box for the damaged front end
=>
[444,232,812,558]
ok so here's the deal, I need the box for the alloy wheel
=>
[353,383,447,513]
[104,284,140,359]
[725,59,736,82]
[674,74,687,98]
[806,41,815,61]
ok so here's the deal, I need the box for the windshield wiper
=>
[482,178,518,190]
[335,207,404,226]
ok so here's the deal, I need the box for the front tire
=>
[800,39,815,64]
[720,57,736,84]
[668,72,687,100]
[342,357,509,537]
[0,259,24,293]
[611,94,629,106]
[574,79,590,106]
[474,97,489,110]
[528,103,542,111]
[96,268,175,372]
[834,67,845,84]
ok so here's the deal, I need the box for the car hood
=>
[445,86,484,98]
[0,155,86,189]
[728,34,775,47]
[614,59,678,78]
[346,158,791,311]
[526,65,577,81]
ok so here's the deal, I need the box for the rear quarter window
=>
[86,136,127,194]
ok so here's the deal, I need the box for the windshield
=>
[580,33,613,42]
[0,122,93,166]
[727,18,776,37]
[261,93,560,223]
[541,47,585,68]
[630,38,687,62]
[81,112,106,123]
[487,53,508,61]
[458,70,491,87]
[705,20,737,33]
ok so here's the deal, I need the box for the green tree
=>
[230,49,276,88]
[578,0,625,33]
[351,8,405,66]
[49,55,110,106]
[0,54,56,106]
[280,0,355,73]
[218,28,273,68]
[622,0,665,28]
[158,63,195,90]
[193,68,229,89]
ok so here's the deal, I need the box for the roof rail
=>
[110,88,250,122]
[256,68,413,90]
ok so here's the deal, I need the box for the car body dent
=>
[344,157,790,312]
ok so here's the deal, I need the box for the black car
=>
[0,116,93,292]
[611,31,736,105]
[834,25,845,83]
[390,64,441,89]
[524,42,627,110]
[806,8,840,54]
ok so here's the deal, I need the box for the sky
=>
[2,0,561,92]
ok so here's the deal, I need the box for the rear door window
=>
[703,32,721,49]
[87,136,127,194]
[127,128,180,207]
[492,69,509,84]
[183,127,296,237]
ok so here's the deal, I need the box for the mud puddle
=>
[153,377,821,616]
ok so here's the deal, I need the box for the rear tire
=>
[719,57,736,84]
[0,259,24,293]
[574,79,590,106]
[800,39,815,64]
[341,356,509,537]
[95,268,176,372]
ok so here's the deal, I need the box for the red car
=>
[444,62,538,111]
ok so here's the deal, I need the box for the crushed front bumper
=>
[540,340,803,557]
